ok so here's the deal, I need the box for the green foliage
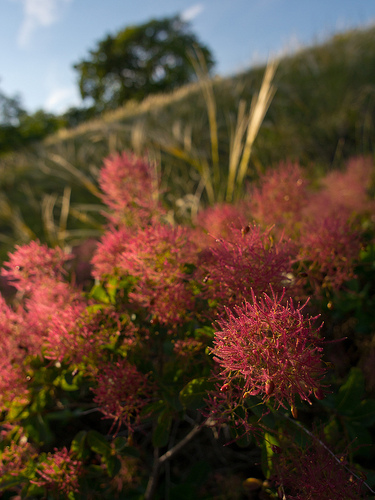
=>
[73,15,214,112]
[179,378,214,410]
[321,368,375,459]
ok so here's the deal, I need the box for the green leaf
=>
[336,368,364,412]
[350,398,375,427]
[0,476,28,491]
[194,326,215,339]
[89,283,110,303]
[113,436,128,452]
[163,390,183,412]
[229,424,253,448]
[179,377,213,410]
[345,421,373,458]
[152,409,172,448]
[106,276,119,303]
[113,437,140,457]
[24,413,54,445]
[323,419,341,445]
[61,371,80,391]
[246,397,275,429]
[24,483,45,497]
[30,388,50,412]
[140,399,165,416]
[261,432,279,479]
[87,430,111,457]
[71,430,87,459]
[105,455,122,477]
[46,408,74,421]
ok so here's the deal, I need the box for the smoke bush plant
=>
[210,289,326,411]
[0,151,374,499]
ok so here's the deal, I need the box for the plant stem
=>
[144,420,207,500]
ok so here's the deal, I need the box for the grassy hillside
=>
[0,24,375,260]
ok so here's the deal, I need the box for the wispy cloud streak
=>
[181,3,204,22]
[16,0,72,48]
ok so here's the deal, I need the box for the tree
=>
[0,84,25,153]
[18,109,63,142]
[73,15,215,112]
[0,86,24,127]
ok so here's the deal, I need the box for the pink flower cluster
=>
[0,295,30,409]
[297,213,362,293]
[31,447,83,495]
[195,202,250,239]
[200,226,293,313]
[93,223,198,325]
[92,358,152,433]
[307,155,375,221]
[1,240,70,293]
[250,162,310,237]
[246,158,370,298]
[211,289,326,410]
[272,435,364,499]
[0,239,136,411]
[0,426,35,479]
[99,151,164,226]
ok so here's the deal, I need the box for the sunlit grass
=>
[0,24,374,258]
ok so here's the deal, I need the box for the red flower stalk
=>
[120,223,198,325]
[91,226,132,280]
[1,240,70,293]
[25,279,84,335]
[0,427,35,479]
[42,302,134,365]
[92,358,152,433]
[250,162,310,237]
[305,155,375,222]
[211,289,326,410]
[195,202,250,239]
[99,151,164,226]
[200,226,293,314]
[297,213,362,294]
[31,447,82,495]
[0,295,30,410]
[93,223,198,325]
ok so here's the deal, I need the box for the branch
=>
[158,421,203,466]
[144,418,212,500]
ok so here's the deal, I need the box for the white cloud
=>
[44,85,80,113]
[181,4,204,22]
[16,0,72,48]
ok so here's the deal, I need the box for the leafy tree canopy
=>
[0,83,24,126]
[73,15,215,112]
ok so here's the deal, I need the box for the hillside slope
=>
[0,24,374,259]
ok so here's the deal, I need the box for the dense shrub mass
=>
[0,152,375,499]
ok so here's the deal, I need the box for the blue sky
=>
[1,0,375,114]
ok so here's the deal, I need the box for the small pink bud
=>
[220,383,230,392]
